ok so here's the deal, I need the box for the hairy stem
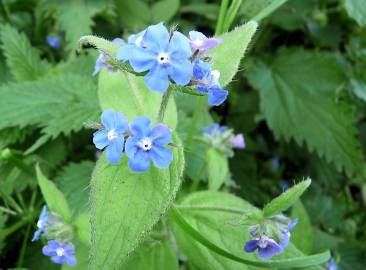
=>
[157,87,172,123]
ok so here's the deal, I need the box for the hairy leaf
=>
[206,148,229,191]
[89,135,184,270]
[208,21,258,87]
[246,48,364,177]
[0,24,50,81]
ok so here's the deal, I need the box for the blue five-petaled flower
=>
[32,205,48,242]
[117,23,193,93]
[125,116,173,172]
[244,236,284,259]
[93,109,128,164]
[42,240,77,266]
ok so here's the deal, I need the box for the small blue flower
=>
[189,31,222,53]
[327,258,337,270]
[125,116,173,172]
[116,30,146,62]
[117,23,193,93]
[193,60,228,106]
[204,123,228,135]
[244,236,284,259]
[42,240,77,266]
[93,109,128,164]
[280,219,298,248]
[32,205,48,242]
[46,35,61,49]
[93,38,125,76]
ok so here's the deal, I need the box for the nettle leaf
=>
[121,239,179,270]
[0,24,50,81]
[344,0,366,27]
[55,161,94,218]
[52,0,111,52]
[89,135,184,270]
[208,21,258,87]
[170,191,329,270]
[98,69,177,129]
[246,48,365,177]
[0,74,100,138]
[36,165,72,223]
[206,148,229,191]
[263,179,311,217]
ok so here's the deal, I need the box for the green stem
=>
[157,87,172,123]
[0,217,31,238]
[222,0,242,32]
[215,0,230,35]
[17,223,31,267]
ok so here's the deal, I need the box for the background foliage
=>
[0,0,365,269]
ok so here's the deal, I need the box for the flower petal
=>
[280,232,290,248]
[150,144,173,168]
[31,229,42,242]
[169,31,192,58]
[129,47,156,72]
[244,240,259,252]
[125,136,140,158]
[168,60,193,86]
[258,240,283,259]
[141,22,170,52]
[101,110,128,133]
[42,242,57,256]
[208,86,228,106]
[189,31,207,41]
[51,255,67,264]
[127,149,150,172]
[93,130,109,150]
[149,124,172,145]
[66,255,77,266]
[116,44,133,62]
[144,65,169,93]
[129,116,151,137]
[106,138,124,164]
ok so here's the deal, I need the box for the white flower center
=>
[135,36,143,47]
[56,247,65,257]
[211,70,220,80]
[258,236,269,249]
[107,129,118,141]
[37,220,45,229]
[138,137,152,151]
[193,39,204,46]
[157,52,170,64]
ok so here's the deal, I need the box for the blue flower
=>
[327,258,338,270]
[189,31,222,53]
[116,30,146,62]
[193,60,228,106]
[32,205,48,242]
[46,35,61,49]
[125,116,173,172]
[93,38,125,76]
[204,123,228,135]
[42,240,77,266]
[279,219,298,248]
[244,236,284,259]
[93,109,128,164]
[117,23,193,93]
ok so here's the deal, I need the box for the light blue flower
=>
[116,30,146,62]
[42,240,77,266]
[279,219,298,248]
[125,116,173,172]
[93,109,128,164]
[117,23,193,93]
[244,236,284,259]
[189,31,222,53]
[193,60,228,106]
[93,38,125,76]
[32,205,48,242]
[46,35,61,49]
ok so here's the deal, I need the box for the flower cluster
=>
[203,123,245,157]
[112,22,226,106]
[92,109,173,172]
[32,206,77,266]
[244,214,298,259]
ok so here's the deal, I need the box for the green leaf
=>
[121,239,179,270]
[345,0,366,27]
[98,69,177,129]
[208,21,258,87]
[75,212,91,246]
[151,0,180,23]
[0,74,99,137]
[62,241,89,270]
[0,24,50,81]
[263,178,311,217]
[55,161,94,218]
[170,191,329,269]
[206,148,229,191]
[239,0,288,21]
[291,201,314,254]
[246,48,365,177]
[52,0,110,52]
[89,135,184,270]
[115,0,150,30]
[36,164,72,223]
